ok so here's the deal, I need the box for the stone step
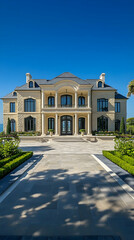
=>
[53,137,85,142]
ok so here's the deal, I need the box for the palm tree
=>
[127,80,134,97]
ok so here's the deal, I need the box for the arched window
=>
[98,81,102,88]
[48,96,55,107]
[25,116,36,132]
[24,98,36,112]
[115,119,120,131]
[78,96,85,106]
[97,116,108,131]
[29,81,33,88]
[48,118,55,130]
[61,95,72,107]
[11,119,16,132]
[79,118,85,132]
[13,92,17,96]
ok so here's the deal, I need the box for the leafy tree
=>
[120,117,125,134]
[6,118,11,135]
[127,80,134,97]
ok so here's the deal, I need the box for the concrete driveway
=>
[0,139,134,239]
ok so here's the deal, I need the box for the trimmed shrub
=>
[0,152,24,168]
[103,150,134,175]
[0,152,33,179]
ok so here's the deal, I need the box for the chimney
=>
[99,73,105,82]
[26,73,32,83]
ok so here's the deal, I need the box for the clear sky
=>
[0,0,134,123]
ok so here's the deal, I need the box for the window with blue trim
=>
[97,99,108,112]
[29,81,33,88]
[115,102,120,112]
[24,98,36,112]
[10,102,15,112]
[98,81,102,88]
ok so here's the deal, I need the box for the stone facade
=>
[1,72,127,135]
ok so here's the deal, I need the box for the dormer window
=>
[13,92,17,96]
[98,81,102,88]
[29,81,33,88]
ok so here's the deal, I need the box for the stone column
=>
[55,91,58,108]
[75,113,77,135]
[42,113,45,135]
[42,90,45,108]
[87,113,91,134]
[88,90,91,108]
[75,91,77,108]
[55,113,58,135]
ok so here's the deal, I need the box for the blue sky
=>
[0,0,134,123]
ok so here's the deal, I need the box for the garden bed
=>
[0,151,33,179]
[103,150,134,176]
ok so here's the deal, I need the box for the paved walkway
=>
[0,140,134,240]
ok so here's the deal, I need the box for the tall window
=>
[24,98,36,112]
[25,116,36,131]
[29,81,33,88]
[97,99,108,112]
[78,96,85,106]
[10,102,15,112]
[115,119,120,131]
[115,102,120,112]
[48,96,55,107]
[79,118,85,131]
[98,81,102,88]
[11,119,16,132]
[97,116,108,131]
[48,118,55,130]
[61,95,72,107]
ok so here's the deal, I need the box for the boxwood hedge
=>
[103,150,134,175]
[0,151,33,179]
[0,152,24,168]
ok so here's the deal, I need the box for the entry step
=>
[52,137,85,142]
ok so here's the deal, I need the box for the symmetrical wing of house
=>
[1,72,127,135]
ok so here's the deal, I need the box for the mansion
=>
[2,72,127,135]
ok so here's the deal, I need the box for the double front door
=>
[61,115,72,135]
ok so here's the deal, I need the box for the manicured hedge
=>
[109,150,134,166]
[0,151,33,179]
[0,152,24,168]
[103,150,134,176]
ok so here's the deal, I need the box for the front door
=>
[61,115,73,135]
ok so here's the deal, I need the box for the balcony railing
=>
[44,104,55,108]
[44,104,88,108]
[78,104,88,108]
[58,104,75,108]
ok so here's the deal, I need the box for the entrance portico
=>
[41,112,92,136]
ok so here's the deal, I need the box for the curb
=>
[0,154,44,203]
[92,154,134,200]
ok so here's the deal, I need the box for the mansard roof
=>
[1,72,127,99]
[34,72,92,85]
[115,92,128,99]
